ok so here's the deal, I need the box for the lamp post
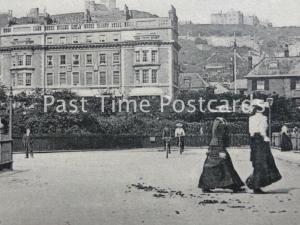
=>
[9,86,13,140]
[267,97,274,146]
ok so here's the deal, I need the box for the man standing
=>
[23,128,33,158]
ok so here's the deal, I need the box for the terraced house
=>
[0,2,180,98]
[245,54,300,102]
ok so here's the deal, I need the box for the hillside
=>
[179,39,251,81]
[178,24,300,82]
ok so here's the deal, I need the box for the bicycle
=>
[178,136,184,155]
[164,137,171,159]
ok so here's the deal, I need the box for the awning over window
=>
[129,87,164,97]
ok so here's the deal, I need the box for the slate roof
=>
[246,56,300,78]
[179,73,209,90]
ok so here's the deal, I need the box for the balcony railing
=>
[1,18,172,35]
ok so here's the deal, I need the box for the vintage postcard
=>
[0,0,299,225]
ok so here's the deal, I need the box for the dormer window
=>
[268,61,278,69]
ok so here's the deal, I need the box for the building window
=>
[184,78,191,87]
[11,73,16,86]
[113,71,120,85]
[253,79,269,91]
[73,72,80,86]
[86,72,93,86]
[291,78,300,90]
[72,54,80,66]
[113,53,120,64]
[135,51,140,63]
[46,73,54,86]
[99,71,106,85]
[17,73,23,86]
[17,55,23,66]
[46,37,53,45]
[60,55,66,66]
[86,54,93,66]
[59,72,67,86]
[113,34,120,42]
[257,80,265,90]
[12,56,16,67]
[73,36,79,44]
[142,70,149,83]
[296,80,300,90]
[59,36,66,44]
[151,50,158,63]
[135,70,140,84]
[47,55,53,66]
[25,55,32,66]
[99,35,106,43]
[25,73,32,86]
[142,50,148,62]
[99,54,106,65]
[151,70,158,83]
[86,35,92,43]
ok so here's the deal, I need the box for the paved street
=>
[0,148,300,225]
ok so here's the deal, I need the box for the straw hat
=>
[176,123,183,128]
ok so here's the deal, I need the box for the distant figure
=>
[162,126,172,154]
[281,124,292,152]
[198,117,245,193]
[175,123,185,152]
[292,127,298,136]
[22,128,33,158]
[246,100,281,194]
[199,127,204,136]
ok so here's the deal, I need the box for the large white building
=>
[211,10,244,25]
[0,3,180,98]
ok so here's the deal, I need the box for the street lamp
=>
[266,97,274,146]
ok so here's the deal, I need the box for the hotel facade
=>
[0,6,180,98]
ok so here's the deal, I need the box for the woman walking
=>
[198,117,245,193]
[246,100,282,194]
[281,124,293,152]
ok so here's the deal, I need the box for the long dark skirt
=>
[198,146,244,190]
[281,133,293,152]
[246,134,282,190]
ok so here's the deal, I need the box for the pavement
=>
[0,147,300,225]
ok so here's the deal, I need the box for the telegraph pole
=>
[233,33,237,94]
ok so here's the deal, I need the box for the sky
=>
[0,0,300,26]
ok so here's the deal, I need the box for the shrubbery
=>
[1,88,298,137]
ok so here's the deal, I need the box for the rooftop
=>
[246,56,300,78]
[179,73,209,90]
[0,17,173,36]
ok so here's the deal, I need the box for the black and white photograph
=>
[0,0,300,224]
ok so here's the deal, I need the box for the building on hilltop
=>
[211,10,269,27]
[244,15,259,26]
[211,10,244,25]
[0,5,180,98]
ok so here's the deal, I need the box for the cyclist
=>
[162,126,172,154]
[175,123,185,153]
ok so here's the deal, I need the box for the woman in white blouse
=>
[246,100,282,194]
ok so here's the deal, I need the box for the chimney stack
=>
[248,52,253,72]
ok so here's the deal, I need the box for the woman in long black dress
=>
[198,117,245,193]
[246,102,282,194]
[281,125,293,152]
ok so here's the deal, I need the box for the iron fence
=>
[272,133,300,151]
[13,134,250,153]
